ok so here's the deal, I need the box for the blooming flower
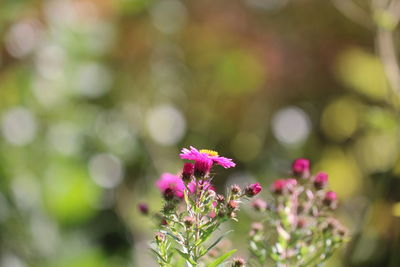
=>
[156,173,185,198]
[245,183,262,197]
[313,172,328,189]
[292,158,310,177]
[180,146,236,169]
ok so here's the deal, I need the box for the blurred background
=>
[0,0,400,266]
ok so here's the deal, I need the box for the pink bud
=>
[271,179,287,194]
[292,158,310,177]
[245,183,262,197]
[323,191,337,208]
[194,159,213,178]
[252,199,267,211]
[313,172,328,189]
[182,163,194,182]
[138,203,149,215]
[271,178,297,194]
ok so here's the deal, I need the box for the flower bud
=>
[231,184,241,195]
[244,183,262,197]
[218,210,226,218]
[160,218,168,226]
[227,200,239,211]
[313,172,328,190]
[138,203,149,215]
[251,199,267,212]
[232,257,246,267]
[163,188,175,200]
[182,163,194,182]
[251,222,263,232]
[271,178,297,194]
[296,218,306,229]
[292,158,310,178]
[163,202,176,213]
[271,179,286,194]
[323,191,337,208]
[155,232,166,242]
[216,194,225,204]
[184,216,195,228]
[194,159,213,178]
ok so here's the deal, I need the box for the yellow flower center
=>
[200,149,219,157]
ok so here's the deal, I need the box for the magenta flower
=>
[313,172,328,189]
[156,173,185,199]
[245,183,262,197]
[180,146,236,169]
[292,158,310,177]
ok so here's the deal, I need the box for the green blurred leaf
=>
[207,249,237,267]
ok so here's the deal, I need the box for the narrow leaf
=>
[150,248,167,263]
[201,230,233,257]
[175,249,197,266]
[208,249,237,267]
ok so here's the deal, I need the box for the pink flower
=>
[292,158,310,177]
[180,146,236,169]
[313,172,328,189]
[271,178,298,194]
[245,183,262,197]
[156,173,185,199]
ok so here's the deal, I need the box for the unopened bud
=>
[313,172,328,190]
[227,200,239,210]
[155,232,165,242]
[244,183,262,197]
[292,158,310,178]
[138,203,149,215]
[232,257,246,267]
[216,194,225,203]
[231,184,241,195]
[182,163,194,182]
[184,216,195,228]
[251,199,267,212]
[323,191,337,208]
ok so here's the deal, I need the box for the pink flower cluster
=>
[154,146,264,200]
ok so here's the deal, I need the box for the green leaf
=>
[165,232,182,243]
[175,249,197,266]
[201,230,233,257]
[150,248,167,263]
[207,249,237,267]
[195,223,220,246]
